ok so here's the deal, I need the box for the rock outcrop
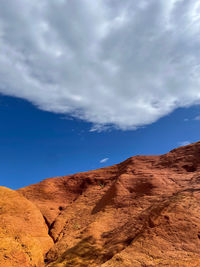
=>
[1,141,200,266]
[0,187,53,267]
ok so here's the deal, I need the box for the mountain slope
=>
[2,141,200,266]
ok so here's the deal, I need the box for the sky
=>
[0,94,200,189]
[0,0,200,189]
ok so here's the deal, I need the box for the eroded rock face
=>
[2,141,200,266]
[0,187,53,267]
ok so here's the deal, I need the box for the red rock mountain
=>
[1,141,200,266]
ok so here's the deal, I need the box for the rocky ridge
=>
[1,141,200,266]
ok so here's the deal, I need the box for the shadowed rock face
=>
[1,141,200,266]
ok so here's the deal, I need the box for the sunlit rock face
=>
[0,187,53,267]
[1,141,200,266]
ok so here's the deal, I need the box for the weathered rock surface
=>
[0,187,53,267]
[2,141,200,266]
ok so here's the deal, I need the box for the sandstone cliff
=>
[1,141,200,266]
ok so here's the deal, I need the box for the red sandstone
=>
[1,141,200,266]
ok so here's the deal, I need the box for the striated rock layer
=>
[1,141,200,266]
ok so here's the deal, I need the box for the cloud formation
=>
[100,158,109,164]
[178,141,191,147]
[0,0,200,130]
[194,115,200,121]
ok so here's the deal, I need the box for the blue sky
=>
[0,1,200,189]
[0,94,200,189]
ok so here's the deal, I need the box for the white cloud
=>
[0,0,200,130]
[178,141,191,147]
[100,158,109,163]
[194,115,200,120]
